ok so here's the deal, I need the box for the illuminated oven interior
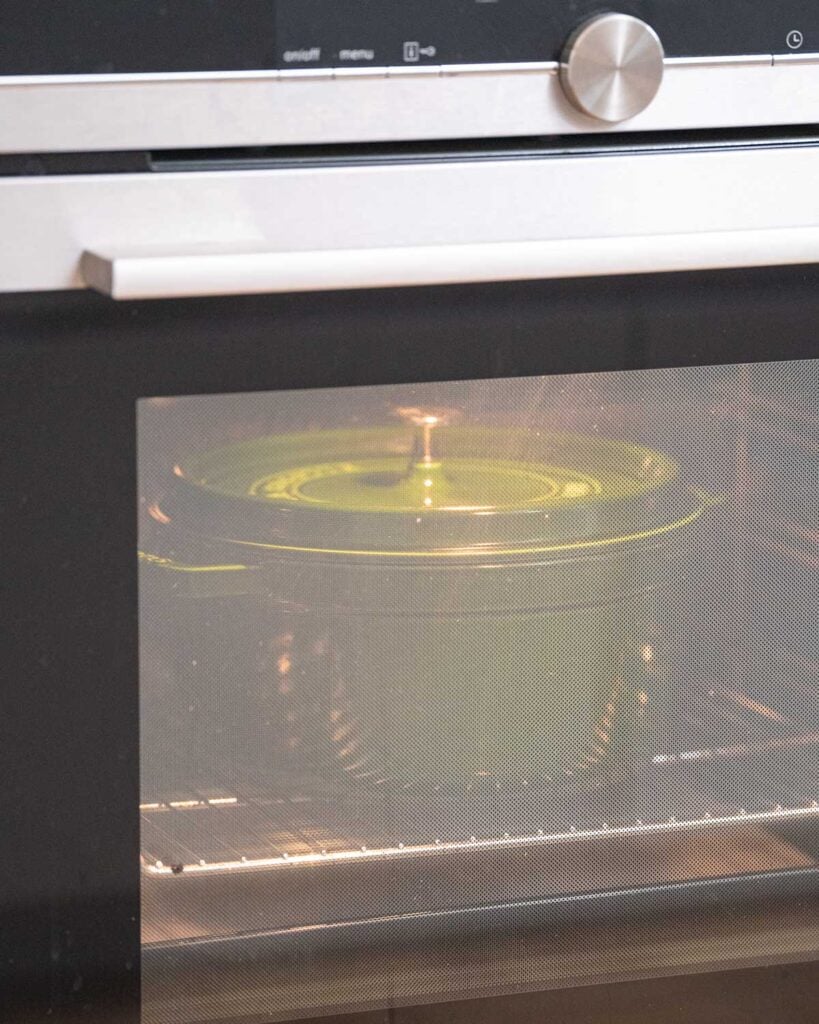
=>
[138,362,819,1022]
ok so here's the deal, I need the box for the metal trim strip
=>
[665,54,774,68]
[773,51,819,65]
[2,53,804,87]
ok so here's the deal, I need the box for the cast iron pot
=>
[139,425,711,789]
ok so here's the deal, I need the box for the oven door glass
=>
[138,361,819,1024]
[3,270,818,1024]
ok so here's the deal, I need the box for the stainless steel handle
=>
[81,227,819,300]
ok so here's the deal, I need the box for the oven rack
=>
[141,680,819,878]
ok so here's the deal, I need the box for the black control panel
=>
[0,0,818,75]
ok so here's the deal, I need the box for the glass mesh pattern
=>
[138,361,819,1024]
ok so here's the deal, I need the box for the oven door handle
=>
[81,227,819,299]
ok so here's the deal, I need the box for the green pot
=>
[140,426,711,787]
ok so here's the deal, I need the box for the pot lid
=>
[154,425,707,559]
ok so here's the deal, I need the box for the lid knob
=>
[393,405,461,469]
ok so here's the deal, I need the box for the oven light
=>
[725,690,785,722]
[147,502,171,525]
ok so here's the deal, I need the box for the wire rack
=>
[141,677,819,878]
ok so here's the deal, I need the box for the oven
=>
[2,3,819,1023]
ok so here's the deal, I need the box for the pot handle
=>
[138,551,264,597]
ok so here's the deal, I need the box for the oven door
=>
[2,143,819,1024]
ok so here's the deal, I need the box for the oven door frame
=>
[3,143,819,1024]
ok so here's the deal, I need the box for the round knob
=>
[559,13,664,123]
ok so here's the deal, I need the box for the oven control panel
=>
[1,0,819,76]
[274,0,818,69]
[2,0,819,150]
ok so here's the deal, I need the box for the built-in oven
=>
[2,3,819,1023]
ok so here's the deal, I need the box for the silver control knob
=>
[559,13,664,123]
